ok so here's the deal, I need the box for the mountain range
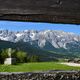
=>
[0,30,80,61]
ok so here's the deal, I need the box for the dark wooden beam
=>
[0,0,80,24]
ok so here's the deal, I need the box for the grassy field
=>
[0,62,80,72]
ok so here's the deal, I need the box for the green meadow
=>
[0,62,80,72]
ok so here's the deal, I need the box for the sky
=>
[0,20,80,34]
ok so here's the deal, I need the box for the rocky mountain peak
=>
[0,29,80,49]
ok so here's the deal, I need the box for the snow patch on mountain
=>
[0,30,80,49]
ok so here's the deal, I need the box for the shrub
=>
[0,49,9,63]
[16,51,27,63]
[29,55,40,62]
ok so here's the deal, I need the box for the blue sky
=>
[0,20,80,34]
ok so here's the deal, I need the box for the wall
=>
[0,71,80,80]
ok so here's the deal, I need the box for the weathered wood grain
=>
[0,0,80,24]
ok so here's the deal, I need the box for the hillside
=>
[0,40,77,61]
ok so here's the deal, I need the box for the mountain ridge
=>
[0,29,80,49]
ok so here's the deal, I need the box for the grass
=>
[0,62,80,72]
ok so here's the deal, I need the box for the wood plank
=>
[0,0,80,24]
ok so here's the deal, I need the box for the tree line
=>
[0,48,40,64]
